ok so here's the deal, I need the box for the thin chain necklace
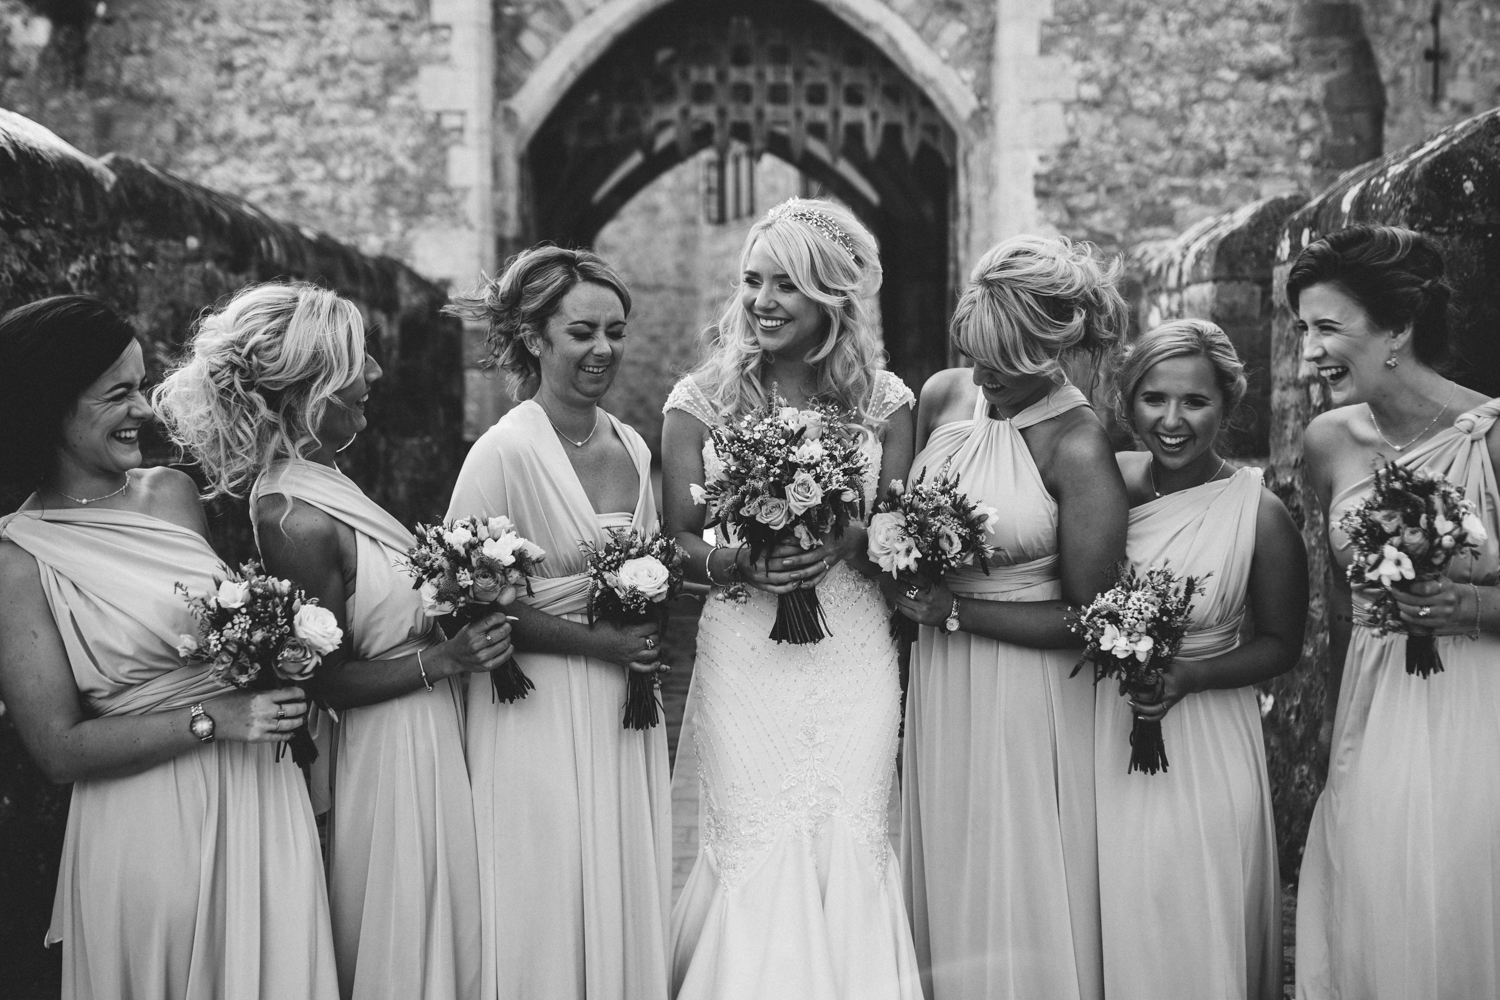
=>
[47,475,130,505]
[1369,384,1457,452]
[1149,456,1227,499]
[539,403,600,449]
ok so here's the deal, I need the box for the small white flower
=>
[481,533,524,567]
[1373,544,1416,587]
[419,579,455,617]
[689,483,708,505]
[1461,512,1489,543]
[443,526,474,550]
[790,440,825,464]
[1434,513,1456,536]
[175,634,200,658]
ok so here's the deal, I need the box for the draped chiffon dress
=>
[447,400,672,1000]
[663,371,921,1000]
[251,459,482,1000]
[1094,468,1280,1000]
[1297,398,1500,1000]
[0,505,338,1000]
[899,384,1103,1000]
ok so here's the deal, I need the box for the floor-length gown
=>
[447,401,672,1000]
[0,505,339,1000]
[1095,468,1280,1000]
[900,383,1103,1000]
[1297,398,1500,999]
[664,372,922,1000]
[251,460,482,1000]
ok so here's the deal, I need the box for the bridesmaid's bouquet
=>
[580,527,686,730]
[400,515,546,702]
[868,464,999,641]
[1070,564,1205,775]
[691,392,867,644]
[175,561,342,768]
[1337,461,1487,677]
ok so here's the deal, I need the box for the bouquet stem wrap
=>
[1406,628,1441,678]
[453,604,534,704]
[770,587,831,645]
[1123,675,1169,776]
[619,609,666,730]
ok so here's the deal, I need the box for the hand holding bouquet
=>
[1337,461,1486,677]
[581,527,686,730]
[401,515,546,702]
[1070,564,1205,775]
[176,561,342,768]
[869,464,998,636]
[691,393,867,644]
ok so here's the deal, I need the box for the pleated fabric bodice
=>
[0,505,338,1000]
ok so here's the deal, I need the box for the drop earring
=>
[1385,346,1399,369]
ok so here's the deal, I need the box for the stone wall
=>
[0,110,462,991]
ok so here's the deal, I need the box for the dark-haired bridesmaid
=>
[0,296,338,999]
[1291,225,1500,999]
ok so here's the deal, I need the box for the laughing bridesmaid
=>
[1097,319,1306,1000]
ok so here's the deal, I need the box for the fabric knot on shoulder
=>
[1454,398,1500,440]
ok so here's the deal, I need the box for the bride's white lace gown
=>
[664,373,923,1000]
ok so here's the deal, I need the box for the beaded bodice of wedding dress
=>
[665,372,912,891]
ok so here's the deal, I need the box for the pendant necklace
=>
[541,404,600,449]
[1149,456,1227,499]
[1368,384,1456,452]
[48,476,130,505]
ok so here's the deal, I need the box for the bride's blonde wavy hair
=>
[153,282,366,498]
[693,198,886,424]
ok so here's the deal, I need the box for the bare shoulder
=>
[0,537,40,590]
[1303,407,1357,461]
[1255,484,1300,537]
[1046,405,1115,465]
[134,467,210,537]
[254,494,341,547]
[1114,449,1152,501]
[918,367,971,410]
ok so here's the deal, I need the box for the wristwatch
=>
[944,597,962,633]
[189,703,216,743]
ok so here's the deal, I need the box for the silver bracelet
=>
[703,544,724,586]
[417,648,434,692]
[1471,583,1484,641]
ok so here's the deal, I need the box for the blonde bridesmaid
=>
[1292,225,1500,999]
[892,235,1129,1000]
[0,296,338,1000]
[446,246,671,1000]
[1098,319,1306,1000]
[155,283,502,1000]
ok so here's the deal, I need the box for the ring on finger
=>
[276,707,284,721]
[904,585,920,599]
[645,636,656,651]
[1418,606,1431,618]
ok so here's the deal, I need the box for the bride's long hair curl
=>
[153,282,365,498]
[693,198,886,425]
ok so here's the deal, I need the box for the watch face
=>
[190,713,214,740]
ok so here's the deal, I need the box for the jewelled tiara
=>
[769,202,859,263]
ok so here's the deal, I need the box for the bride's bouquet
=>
[868,464,999,641]
[400,515,546,702]
[691,392,867,644]
[580,527,686,730]
[1337,461,1487,677]
[1070,564,1205,775]
[175,561,342,768]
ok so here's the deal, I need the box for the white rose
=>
[784,470,825,515]
[216,579,250,609]
[689,483,708,505]
[419,579,455,617]
[1461,512,1490,543]
[293,603,343,655]
[790,409,824,440]
[486,515,515,536]
[443,526,474,550]
[867,512,908,575]
[481,533,524,567]
[176,634,201,658]
[790,440,825,464]
[616,555,672,601]
[779,406,800,424]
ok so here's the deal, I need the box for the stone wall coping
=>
[1279,106,1500,263]
[1134,192,1308,291]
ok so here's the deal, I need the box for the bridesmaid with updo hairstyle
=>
[894,235,1129,1000]
[445,245,671,1000]
[154,281,508,1000]
[1291,225,1500,999]
[1099,318,1306,1000]
[0,295,337,999]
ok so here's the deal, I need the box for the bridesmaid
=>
[0,296,338,999]
[445,245,671,1000]
[892,235,1129,1000]
[1292,225,1500,998]
[154,282,507,1000]
[1098,319,1306,1000]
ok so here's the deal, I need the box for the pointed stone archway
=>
[524,0,956,395]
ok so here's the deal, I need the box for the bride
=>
[661,198,920,999]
